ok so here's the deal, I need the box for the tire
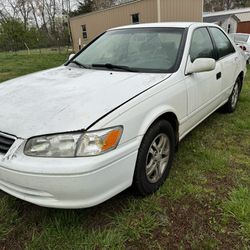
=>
[133,120,175,196]
[222,78,241,113]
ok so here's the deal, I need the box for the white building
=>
[204,8,250,34]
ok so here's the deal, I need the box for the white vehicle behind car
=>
[0,22,247,208]
[230,33,250,63]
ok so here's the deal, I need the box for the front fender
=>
[94,100,180,147]
[136,105,179,137]
[90,77,187,146]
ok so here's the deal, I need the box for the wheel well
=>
[238,71,244,92]
[154,112,179,146]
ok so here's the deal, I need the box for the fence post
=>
[24,42,30,55]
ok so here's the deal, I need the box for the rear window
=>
[233,34,249,43]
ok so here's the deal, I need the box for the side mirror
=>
[68,54,75,61]
[186,57,216,75]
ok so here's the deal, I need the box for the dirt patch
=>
[160,197,242,249]
[126,172,243,249]
[203,172,235,199]
[126,196,243,249]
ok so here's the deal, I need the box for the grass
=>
[0,49,70,83]
[0,51,249,249]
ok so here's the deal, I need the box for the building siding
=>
[237,21,250,33]
[220,17,238,33]
[70,0,203,51]
[160,0,203,22]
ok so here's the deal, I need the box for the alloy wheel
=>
[145,133,170,184]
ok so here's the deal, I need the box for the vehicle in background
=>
[230,33,250,63]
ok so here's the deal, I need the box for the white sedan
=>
[0,23,246,208]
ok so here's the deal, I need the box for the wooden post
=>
[79,37,82,51]
[24,42,30,55]
[157,0,161,22]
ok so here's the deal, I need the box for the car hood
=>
[0,66,171,138]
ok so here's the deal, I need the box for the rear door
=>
[209,27,238,102]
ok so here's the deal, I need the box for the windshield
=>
[232,34,249,43]
[70,28,185,73]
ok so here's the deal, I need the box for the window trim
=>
[208,27,236,61]
[188,26,217,63]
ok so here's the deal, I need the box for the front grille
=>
[0,133,15,155]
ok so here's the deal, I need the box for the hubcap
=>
[231,83,239,109]
[146,134,170,184]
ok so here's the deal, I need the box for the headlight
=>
[24,126,123,157]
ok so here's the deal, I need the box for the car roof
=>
[109,22,218,31]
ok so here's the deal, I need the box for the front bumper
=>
[0,138,140,208]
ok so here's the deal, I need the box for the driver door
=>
[184,27,222,130]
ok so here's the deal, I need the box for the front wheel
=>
[222,78,241,113]
[133,120,175,196]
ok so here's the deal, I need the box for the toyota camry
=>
[0,22,246,208]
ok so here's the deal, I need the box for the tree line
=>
[0,0,74,51]
[204,0,250,11]
[69,0,130,17]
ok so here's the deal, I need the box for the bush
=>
[0,19,70,52]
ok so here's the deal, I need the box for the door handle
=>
[216,72,222,80]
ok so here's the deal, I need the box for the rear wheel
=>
[222,78,241,113]
[133,120,175,196]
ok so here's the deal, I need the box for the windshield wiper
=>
[70,60,90,69]
[92,63,138,72]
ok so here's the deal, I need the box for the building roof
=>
[203,7,250,17]
[235,12,250,22]
[203,14,240,23]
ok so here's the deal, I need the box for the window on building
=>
[227,24,231,33]
[82,25,87,39]
[131,13,139,24]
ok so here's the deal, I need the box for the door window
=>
[209,27,235,59]
[190,28,215,62]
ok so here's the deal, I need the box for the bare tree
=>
[0,0,19,19]
[17,0,31,29]
[35,0,50,34]
[43,0,60,34]
[29,0,40,29]
[204,0,250,11]
[94,0,115,10]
